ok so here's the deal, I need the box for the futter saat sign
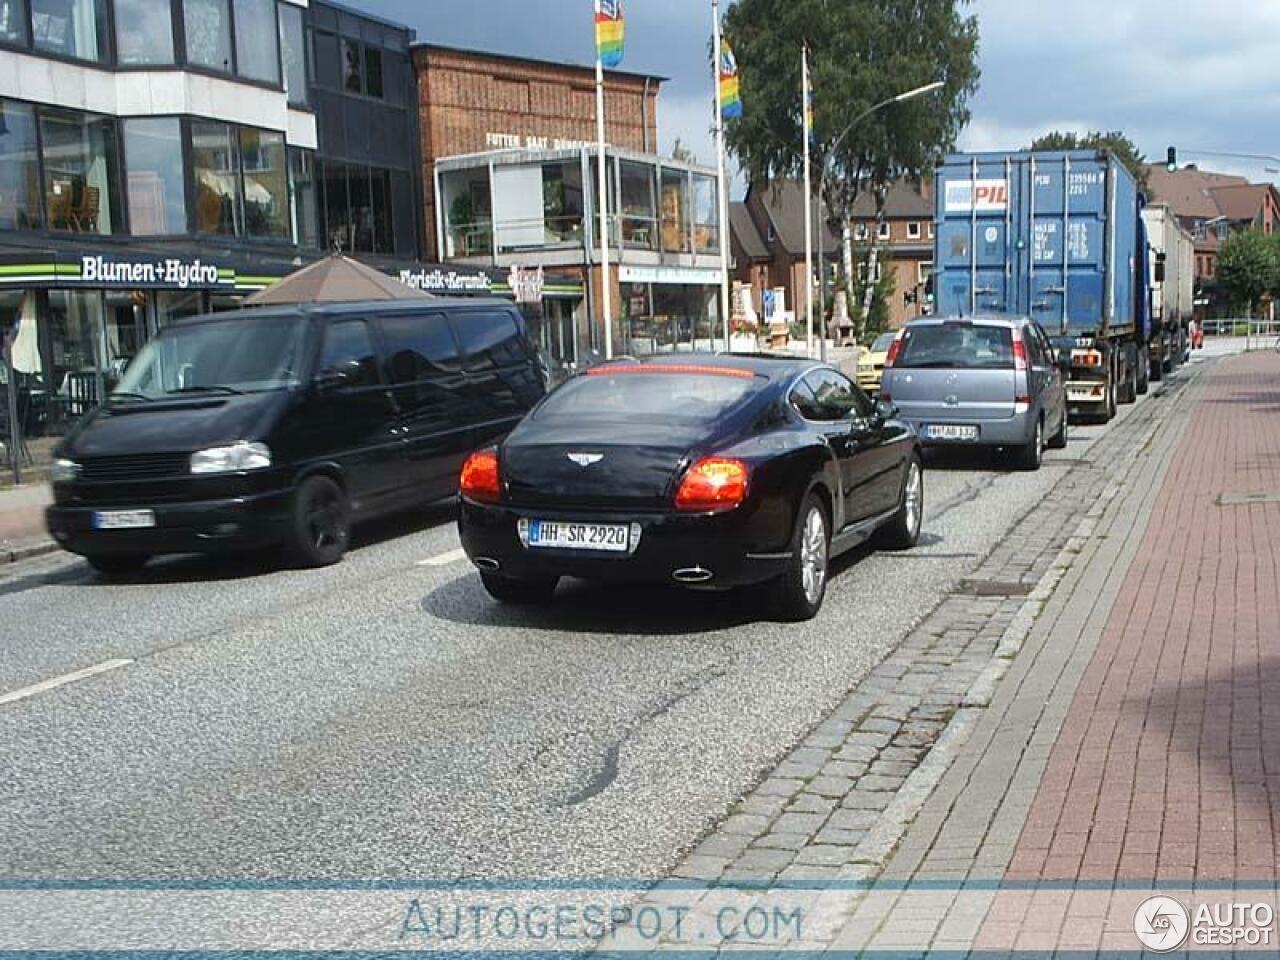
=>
[80,255,227,289]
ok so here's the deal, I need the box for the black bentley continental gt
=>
[457,355,923,620]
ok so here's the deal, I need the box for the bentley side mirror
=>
[874,399,898,421]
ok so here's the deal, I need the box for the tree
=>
[1029,130,1149,191]
[1217,229,1279,317]
[848,242,897,338]
[723,0,979,332]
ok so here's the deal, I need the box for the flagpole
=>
[802,45,814,359]
[594,0,614,360]
[712,0,731,352]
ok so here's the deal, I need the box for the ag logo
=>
[1134,896,1190,952]
[567,452,604,467]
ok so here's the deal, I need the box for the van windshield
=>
[113,316,309,400]
[895,324,1014,369]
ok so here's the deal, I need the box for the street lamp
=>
[810,80,944,360]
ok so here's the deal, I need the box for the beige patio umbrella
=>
[245,254,433,305]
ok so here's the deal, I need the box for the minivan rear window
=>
[536,371,761,424]
[895,324,1014,369]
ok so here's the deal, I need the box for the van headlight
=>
[190,442,272,475]
[51,458,80,483]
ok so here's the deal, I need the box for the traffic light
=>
[1166,146,1177,172]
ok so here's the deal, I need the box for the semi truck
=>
[933,150,1150,422]
[1142,203,1194,380]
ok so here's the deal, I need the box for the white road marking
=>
[417,548,467,567]
[0,659,133,707]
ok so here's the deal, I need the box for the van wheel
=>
[85,554,150,576]
[480,572,558,604]
[288,476,350,567]
[770,493,829,622]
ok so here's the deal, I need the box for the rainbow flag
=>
[720,38,742,120]
[596,0,624,68]
[804,67,814,142]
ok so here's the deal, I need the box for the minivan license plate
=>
[93,509,156,530]
[926,424,979,441]
[525,519,629,552]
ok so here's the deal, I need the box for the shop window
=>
[441,167,492,257]
[369,165,391,253]
[31,0,108,62]
[155,290,203,329]
[190,119,241,235]
[544,161,586,246]
[183,0,232,71]
[363,44,383,99]
[233,0,278,83]
[0,0,26,43]
[390,169,414,255]
[322,159,349,251]
[347,164,372,252]
[619,160,655,251]
[240,127,289,239]
[660,169,690,254]
[0,100,42,231]
[44,290,107,429]
[39,107,120,235]
[289,147,318,248]
[123,117,187,235]
[692,174,718,254]
[277,2,307,106]
[918,260,934,285]
[114,0,174,64]
[342,37,361,93]
[103,289,148,380]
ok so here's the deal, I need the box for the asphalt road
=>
[0,351,1223,882]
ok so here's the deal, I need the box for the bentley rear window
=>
[537,371,761,423]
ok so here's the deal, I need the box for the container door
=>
[934,157,1018,316]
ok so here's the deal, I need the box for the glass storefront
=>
[40,107,121,236]
[123,117,187,235]
[232,0,279,83]
[114,0,175,64]
[183,0,233,71]
[30,0,110,62]
[191,120,241,235]
[622,283,718,356]
[0,101,42,231]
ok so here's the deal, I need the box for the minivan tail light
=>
[675,457,749,513]
[1012,335,1028,372]
[460,449,502,504]
[884,333,904,368]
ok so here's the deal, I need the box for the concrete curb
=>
[2,540,59,565]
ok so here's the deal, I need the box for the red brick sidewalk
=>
[979,350,1280,949]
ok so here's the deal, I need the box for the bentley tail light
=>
[675,457,750,513]
[460,449,502,504]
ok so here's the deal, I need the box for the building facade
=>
[0,0,422,474]
[414,45,722,378]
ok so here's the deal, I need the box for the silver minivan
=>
[879,315,1069,470]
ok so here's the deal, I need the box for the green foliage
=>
[1029,130,1149,191]
[848,242,897,337]
[723,0,979,221]
[1216,229,1279,316]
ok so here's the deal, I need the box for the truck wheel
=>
[1118,355,1138,405]
[1151,349,1165,382]
[1105,370,1118,422]
[1137,354,1150,395]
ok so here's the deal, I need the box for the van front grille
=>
[79,453,191,483]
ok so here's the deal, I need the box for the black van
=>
[45,298,546,573]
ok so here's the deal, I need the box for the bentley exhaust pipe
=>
[672,566,714,584]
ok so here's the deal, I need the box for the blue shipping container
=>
[933,150,1147,341]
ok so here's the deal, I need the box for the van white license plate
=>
[522,519,630,552]
[93,509,156,530]
[925,424,979,441]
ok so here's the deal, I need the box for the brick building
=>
[412,45,726,377]
[413,45,661,262]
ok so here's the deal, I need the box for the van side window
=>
[451,310,525,372]
[318,319,380,388]
[379,312,461,382]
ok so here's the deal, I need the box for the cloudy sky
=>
[376,0,1280,184]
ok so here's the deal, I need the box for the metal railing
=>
[1244,318,1280,351]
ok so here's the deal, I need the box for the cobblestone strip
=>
[652,365,1207,941]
